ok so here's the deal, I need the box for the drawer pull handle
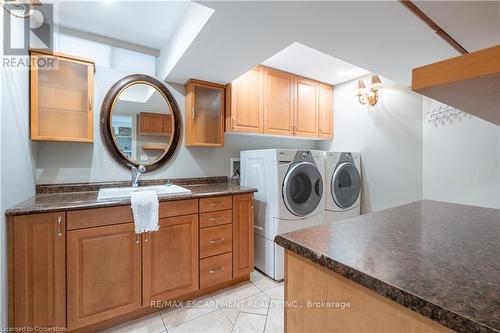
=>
[210,201,223,206]
[208,238,224,244]
[135,234,140,244]
[209,267,224,274]
[56,216,63,237]
[144,233,149,242]
[254,225,264,231]
[209,217,224,221]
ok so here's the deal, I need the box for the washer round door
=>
[283,162,323,217]
[331,162,361,209]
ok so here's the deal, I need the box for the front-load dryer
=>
[241,149,325,280]
[325,152,361,222]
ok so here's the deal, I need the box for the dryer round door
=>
[283,162,323,217]
[331,162,361,209]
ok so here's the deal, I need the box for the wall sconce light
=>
[356,75,382,106]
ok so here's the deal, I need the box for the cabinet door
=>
[263,67,294,136]
[186,82,225,147]
[12,213,66,329]
[318,83,333,139]
[228,67,263,133]
[294,77,319,137]
[30,52,94,142]
[67,223,142,329]
[139,112,164,135]
[232,194,254,278]
[143,215,199,304]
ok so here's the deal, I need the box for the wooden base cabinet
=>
[11,213,66,329]
[8,194,255,332]
[233,194,254,278]
[67,223,142,329]
[143,214,199,305]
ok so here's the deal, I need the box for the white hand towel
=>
[131,190,159,234]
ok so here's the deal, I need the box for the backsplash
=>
[35,176,228,194]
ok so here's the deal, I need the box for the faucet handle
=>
[138,165,146,173]
[128,163,137,173]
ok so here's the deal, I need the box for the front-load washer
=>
[241,149,325,280]
[325,152,361,222]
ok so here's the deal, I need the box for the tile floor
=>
[102,270,284,333]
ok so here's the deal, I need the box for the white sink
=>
[97,184,192,200]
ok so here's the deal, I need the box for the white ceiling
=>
[54,1,191,49]
[262,42,370,85]
[166,1,458,85]
[415,1,500,52]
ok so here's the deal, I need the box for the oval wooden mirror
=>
[100,74,181,172]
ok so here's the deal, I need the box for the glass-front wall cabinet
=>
[30,50,94,142]
[185,80,225,147]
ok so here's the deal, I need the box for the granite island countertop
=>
[275,200,500,333]
[5,183,257,216]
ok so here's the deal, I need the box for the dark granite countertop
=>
[275,200,500,333]
[5,183,257,216]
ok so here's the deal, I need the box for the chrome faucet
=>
[130,164,146,188]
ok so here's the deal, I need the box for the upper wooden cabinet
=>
[318,83,334,139]
[139,112,172,136]
[263,67,294,136]
[412,45,500,126]
[294,77,319,137]
[30,50,94,143]
[10,213,66,329]
[226,66,264,133]
[185,79,225,147]
[226,66,332,139]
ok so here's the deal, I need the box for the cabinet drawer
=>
[200,252,233,289]
[200,196,232,213]
[200,224,233,259]
[200,210,232,228]
[67,206,133,230]
[159,199,198,218]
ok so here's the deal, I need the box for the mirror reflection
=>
[111,83,174,165]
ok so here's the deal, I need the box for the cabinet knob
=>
[56,216,63,237]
